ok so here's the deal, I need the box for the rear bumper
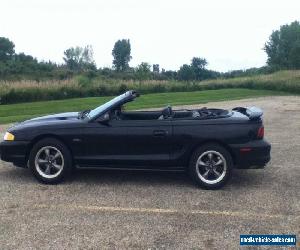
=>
[230,139,271,169]
[0,140,30,168]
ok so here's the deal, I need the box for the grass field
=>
[0,88,289,124]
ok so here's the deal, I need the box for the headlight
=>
[4,132,15,141]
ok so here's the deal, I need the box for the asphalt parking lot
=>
[0,96,299,249]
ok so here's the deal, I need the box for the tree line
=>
[0,20,299,81]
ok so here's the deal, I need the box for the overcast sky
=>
[1,0,299,72]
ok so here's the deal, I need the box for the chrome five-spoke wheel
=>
[34,146,64,179]
[189,143,232,189]
[196,150,227,185]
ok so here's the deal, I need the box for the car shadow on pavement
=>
[230,169,266,188]
[1,162,265,189]
[70,169,195,187]
[0,165,33,183]
[68,168,263,189]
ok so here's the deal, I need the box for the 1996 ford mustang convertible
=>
[0,91,271,189]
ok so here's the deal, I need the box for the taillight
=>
[257,126,264,139]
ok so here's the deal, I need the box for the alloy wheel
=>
[34,146,64,179]
[196,150,227,185]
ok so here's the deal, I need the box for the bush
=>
[76,75,92,87]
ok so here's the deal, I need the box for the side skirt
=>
[75,165,186,172]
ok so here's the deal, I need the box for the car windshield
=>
[87,92,127,119]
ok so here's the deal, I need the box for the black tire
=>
[189,143,233,189]
[28,138,72,184]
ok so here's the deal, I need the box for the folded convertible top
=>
[232,106,263,120]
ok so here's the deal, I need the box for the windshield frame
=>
[86,91,138,121]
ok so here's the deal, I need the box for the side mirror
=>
[98,113,110,125]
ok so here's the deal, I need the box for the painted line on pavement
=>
[31,204,299,220]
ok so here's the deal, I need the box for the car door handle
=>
[153,130,168,137]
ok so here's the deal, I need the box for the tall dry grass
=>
[0,70,299,104]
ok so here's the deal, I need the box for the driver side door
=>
[79,114,173,168]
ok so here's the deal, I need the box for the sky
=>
[1,0,300,72]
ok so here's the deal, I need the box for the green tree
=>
[264,21,300,69]
[152,64,160,73]
[0,37,15,61]
[135,62,151,80]
[177,64,195,81]
[191,57,207,70]
[112,39,132,71]
[63,45,95,71]
[191,57,208,80]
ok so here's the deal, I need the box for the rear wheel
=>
[28,138,72,184]
[189,143,233,189]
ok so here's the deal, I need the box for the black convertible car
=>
[0,90,271,188]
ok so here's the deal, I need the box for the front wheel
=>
[189,143,233,189]
[28,138,72,184]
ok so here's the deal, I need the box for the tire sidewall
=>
[29,138,72,184]
[189,143,233,189]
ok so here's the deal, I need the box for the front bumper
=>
[0,140,30,168]
[230,139,271,169]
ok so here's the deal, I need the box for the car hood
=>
[10,112,81,129]
[27,112,79,122]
